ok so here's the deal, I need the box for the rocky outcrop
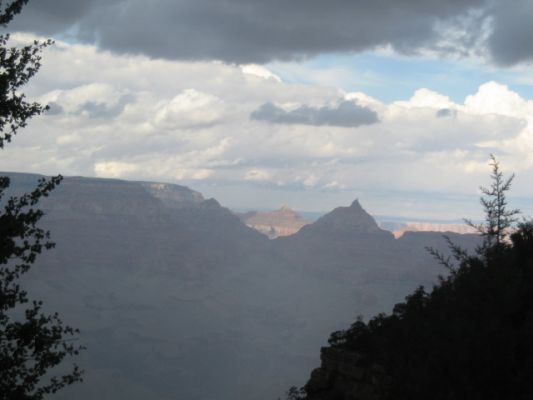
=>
[305,347,377,400]
[142,181,204,208]
[306,200,383,235]
[393,222,477,238]
[238,206,310,238]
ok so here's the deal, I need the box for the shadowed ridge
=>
[301,199,384,236]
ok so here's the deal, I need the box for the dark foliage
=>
[283,386,306,400]
[465,153,520,250]
[0,175,84,400]
[326,221,533,400]
[321,161,533,400]
[0,0,53,149]
[0,1,83,399]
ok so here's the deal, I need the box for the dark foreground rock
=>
[305,348,376,400]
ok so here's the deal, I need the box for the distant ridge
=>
[237,206,310,238]
[238,198,480,239]
[310,199,382,234]
[392,222,478,238]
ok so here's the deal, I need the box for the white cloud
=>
[152,89,227,130]
[174,168,214,180]
[244,169,272,182]
[397,88,454,110]
[3,37,533,218]
[240,64,282,82]
[302,174,319,188]
[94,161,139,178]
[464,81,532,117]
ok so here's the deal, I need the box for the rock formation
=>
[304,347,377,400]
[392,222,477,238]
[308,200,383,235]
[237,206,310,238]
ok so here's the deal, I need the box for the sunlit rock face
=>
[142,182,205,208]
[5,173,481,400]
[237,206,310,239]
[392,222,478,238]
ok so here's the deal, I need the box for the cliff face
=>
[304,347,377,400]
[393,222,477,238]
[238,206,310,238]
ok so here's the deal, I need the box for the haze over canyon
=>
[5,172,480,400]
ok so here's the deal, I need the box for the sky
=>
[2,0,533,221]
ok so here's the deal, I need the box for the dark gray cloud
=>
[76,94,135,119]
[45,101,64,115]
[251,101,379,127]
[436,108,457,118]
[9,0,100,33]
[8,0,482,63]
[488,1,533,66]
[7,0,533,66]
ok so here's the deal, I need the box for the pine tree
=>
[465,154,520,252]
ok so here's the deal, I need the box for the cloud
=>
[45,101,64,115]
[436,108,457,118]
[7,1,533,66]
[244,169,272,182]
[38,83,134,120]
[2,38,533,218]
[77,94,135,119]
[7,0,510,64]
[464,81,530,117]
[400,89,454,110]
[240,65,282,82]
[487,1,533,66]
[176,168,214,180]
[94,161,138,178]
[251,100,379,127]
[152,89,227,130]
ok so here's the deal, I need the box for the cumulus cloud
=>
[464,81,530,117]
[39,83,134,119]
[9,0,532,66]
[251,101,379,127]
[400,89,454,110]
[152,89,227,130]
[77,94,135,119]
[2,38,533,218]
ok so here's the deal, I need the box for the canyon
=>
[5,173,480,400]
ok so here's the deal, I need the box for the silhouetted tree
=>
[0,1,83,399]
[284,386,306,400]
[465,154,520,251]
[428,155,520,273]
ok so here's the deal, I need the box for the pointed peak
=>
[204,198,221,208]
[350,199,362,208]
[310,199,382,234]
